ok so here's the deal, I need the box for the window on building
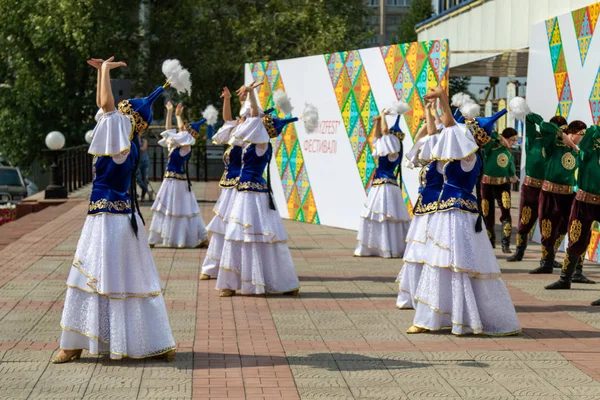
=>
[437,0,469,14]
[367,0,379,6]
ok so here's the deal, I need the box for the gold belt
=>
[523,176,543,188]
[576,189,600,205]
[482,175,508,185]
[542,180,573,195]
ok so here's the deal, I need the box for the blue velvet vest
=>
[237,144,272,193]
[219,145,243,188]
[88,141,138,216]
[164,147,191,181]
[413,161,444,215]
[436,154,482,214]
[372,155,400,186]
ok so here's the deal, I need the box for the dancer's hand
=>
[249,81,263,90]
[424,86,444,101]
[87,58,106,69]
[510,176,518,183]
[221,87,231,99]
[102,56,127,70]
[372,115,381,121]
[166,101,173,111]
[236,85,248,97]
[175,103,184,116]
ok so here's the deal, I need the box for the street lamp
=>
[85,130,93,144]
[44,131,68,199]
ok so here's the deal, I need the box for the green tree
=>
[0,0,141,167]
[449,76,476,100]
[0,0,371,168]
[395,0,432,44]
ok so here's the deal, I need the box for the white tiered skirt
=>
[148,179,208,248]
[201,187,237,278]
[215,191,300,294]
[354,184,411,258]
[59,214,175,359]
[396,209,521,336]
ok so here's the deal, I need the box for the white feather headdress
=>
[202,105,219,126]
[508,97,531,122]
[273,90,293,115]
[388,101,410,115]
[451,92,474,108]
[460,102,481,119]
[302,103,320,133]
[162,59,192,95]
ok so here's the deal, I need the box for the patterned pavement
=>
[1,183,600,399]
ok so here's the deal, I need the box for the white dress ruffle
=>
[88,111,133,156]
[215,192,300,294]
[212,121,238,145]
[405,134,440,168]
[201,187,237,278]
[398,209,521,336]
[60,214,175,359]
[373,135,400,157]
[229,117,270,146]
[148,179,208,248]
[158,129,195,148]
[354,183,411,258]
[431,124,477,161]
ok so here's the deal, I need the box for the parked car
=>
[0,166,28,204]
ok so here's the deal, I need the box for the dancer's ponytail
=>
[475,148,484,233]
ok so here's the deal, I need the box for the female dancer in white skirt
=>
[354,107,411,258]
[215,84,300,296]
[54,57,176,363]
[396,101,443,309]
[200,85,260,279]
[148,102,209,248]
[402,87,521,336]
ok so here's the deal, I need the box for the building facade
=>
[366,0,412,45]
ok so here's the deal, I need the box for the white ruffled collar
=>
[430,123,478,161]
[229,116,270,146]
[404,134,441,168]
[88,110,133,156]
[212,120,238,145]
[373,134,400,157]
[158,129,195,148]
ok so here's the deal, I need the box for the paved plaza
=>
[1,182,600,400]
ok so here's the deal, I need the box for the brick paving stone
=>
[0,183,600,399]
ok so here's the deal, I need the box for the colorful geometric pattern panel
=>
[546,17,573,118]
[572,3,600,66]
[324,51,378,192]
[590,67,600,125]
[380,40,450,140]
[250,61,320,225]
[588,222,600,262]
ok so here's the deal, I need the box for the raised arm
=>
[372,115,382,139]
[425,101,436,135]
[221,87,232,121]
[433,99,442,127]
[165,101,173,130]
[414,121,428,142]
[380,109,389,135]
[424,87,454,127]
[99,57,127,113]
[175,103,185,131]
[87,58,105,109]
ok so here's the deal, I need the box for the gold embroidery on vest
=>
[497,153,509,168]
[561,152,576,170]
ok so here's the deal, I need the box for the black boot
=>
[507,233,526,262]
[530,247,555,274]
[545,251,577,289]
[592,299,600,306]
[553,261,562,269]
[571,256,596,284]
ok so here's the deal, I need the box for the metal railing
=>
[43,145,94,194]
[147,143,225,182]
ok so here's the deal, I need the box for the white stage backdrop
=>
[526,2,600,260]
[244,40,450,231]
